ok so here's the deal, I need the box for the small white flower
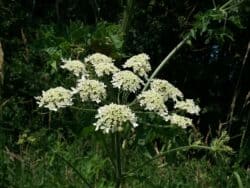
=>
[92,62,120,77]
[174,99,200,115]
[94,103,138,134]
[61,59,87,77]
[111,70,144,93]
[137,90,168,121]
[35,87,73,111]
[73,79,106,103]
[84,53,114,65]
[169,113,193,129]
[150,79,183,102]
[123,53,151,78]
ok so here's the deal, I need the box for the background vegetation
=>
[1,0,250,187]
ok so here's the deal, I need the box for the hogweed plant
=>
[36,52,232,187]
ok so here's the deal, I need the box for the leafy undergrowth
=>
[0,129,249,188]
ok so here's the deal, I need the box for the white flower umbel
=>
[150,79,183,102]
[112,70,144,93]
[174,99,200,115]
[137,90,168,121]
[73,79,106,103]
[94,103,138,134]
[35,87,73,111]
[123,53,151,78]
[84,53,114,65]
[92,62,120,77]
[61,59,87,77]
[169,113,193,129]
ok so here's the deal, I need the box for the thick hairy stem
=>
[115,133,122,188]
[100,135,116,171]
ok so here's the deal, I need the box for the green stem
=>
[100,135,116,171]
[117,90,121,104]
[122,0,135,35]
[233,171,244,188]
[48,111,51,129]
[129,36,189,107]
[223,2,243,12]
[122,92,129,104]
[142,35,189,92]
[125,145,230,176]
[212,0,217,9]
[70,106,97,112]
[219,0,243,12]
[220,0,234,10]
[115,132,122,188]
[56,154,92,188]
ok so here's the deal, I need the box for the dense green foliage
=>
[1,0,250,187]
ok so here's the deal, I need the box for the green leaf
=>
[50,60,57,71]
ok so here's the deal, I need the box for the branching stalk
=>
[142,35,189,92]
[142,35,189,91]
[220,0,234,10]
[128,35,189,107]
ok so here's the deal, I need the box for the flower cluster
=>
[123,53,151,78]
[112,70,144,93]
[35,87,73,111]
[84,53,113,65]
[150,79,183,102]
[61,59,87,77]
[93,61,120,77]
[169,113,193,129]
[36,52,201,133]
[137,90,168,121]
[94,103,138,134]
[73,79,107,103]
[174,99,200,115]
[84,53,119,77]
